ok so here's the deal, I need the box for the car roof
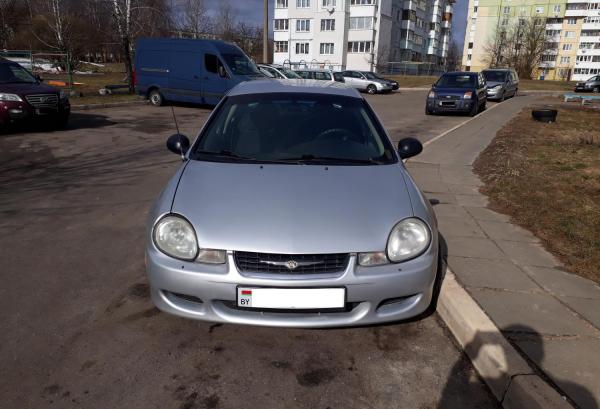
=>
[483,68,513,72]
[228,79,361,98]
[443,71,476,76]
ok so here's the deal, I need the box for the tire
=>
[366,84,377,95]
[425,106,434,115]
[513,88,518,97]
[469,99,478,116]
[55,114,69,129]
[481,100,487,111]
[531,109,557,123]
[593,86,600,93]
[499,91,505,102]
[148,89,164,106]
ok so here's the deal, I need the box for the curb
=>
[437,268,573,409]
[72,100,148,111]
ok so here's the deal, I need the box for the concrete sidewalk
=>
[406,96,600,409]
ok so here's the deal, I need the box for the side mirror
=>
[35,74,43,82]
[398,137,423,159]
[166,133,190,158]
[218,65,227,78]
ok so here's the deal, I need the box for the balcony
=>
[583,22,600,30]
[442,20,451,28]
[539,61,556,68]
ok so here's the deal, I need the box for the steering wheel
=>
[316,128,358,142]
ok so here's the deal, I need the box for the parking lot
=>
[0,91,501,409]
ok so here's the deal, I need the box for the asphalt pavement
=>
[0,93,500,409]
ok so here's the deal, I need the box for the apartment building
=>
[461,0,600,81]
[272,0,454,72]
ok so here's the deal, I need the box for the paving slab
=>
[523,266,600,299]
[431,203,471,219]
[438,218,487,238]
[557,297,600,328]
[447,183,481,195]
[495,240,560,268]
[510,337,600,409]
[424,191,457,204]
[465,206,511,223]
[440,168,483,186]
[478,220,539,243]
[445,236,505,259]
[418,180,450,193]
[448,256,540,292]
[455,193,489,208]
[470,289,597,337]
[503,375,574,409]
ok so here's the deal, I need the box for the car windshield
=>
[436,74,476,88]
[363,72,379,80]
[483,71,507,82]
[221,53,262,76]
[0,63,37,84]
[193,93,396,165]
[281,68,301,78]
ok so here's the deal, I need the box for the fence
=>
[0,49,73,90]
[383,61,446,76]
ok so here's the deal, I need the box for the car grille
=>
[438,95,461,100]
[234,251,349,274]
[25,94,59,108]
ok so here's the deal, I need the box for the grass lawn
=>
[40,71,141,105]
[474,104,600,283]
[387,75,438,88]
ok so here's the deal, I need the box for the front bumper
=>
[377,84,394,92]
[427,97,474,112]
[486,87,504,99]
[146,240,439,328]
[0,99,70,124]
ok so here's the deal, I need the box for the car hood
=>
[486,81,504,88]
[433,87,472,96]
[171,161,414,254]
[0,82,60,95]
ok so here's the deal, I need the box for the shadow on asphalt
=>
[438,324,598,409]
[0,112,116,135]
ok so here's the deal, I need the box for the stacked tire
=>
[531,109,557,123]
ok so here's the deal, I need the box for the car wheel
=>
[54,114,69,129]
[366,84,377,95]
[148,89,164,106]
[514,88,518,97]
[425,107,434,115]
[499,91,505,102]
[469,99,478,116]
[593,86,600,93]
[481,100,487,111]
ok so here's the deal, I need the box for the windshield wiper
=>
[277,154,384,165]
[195,150,293,164]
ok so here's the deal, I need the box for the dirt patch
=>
[474,104,600,283]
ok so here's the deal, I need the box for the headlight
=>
[153,215,198,260]
[463,91,473,99]
[0,93,23,102]
[490,85,501,90]
[386,218,431,262]
[428,90,436,98]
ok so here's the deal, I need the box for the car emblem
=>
[286,260,298,270]
[445,95,451,98]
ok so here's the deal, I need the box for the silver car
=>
[482,68,519,101]
[257,64,302,79]
[341,70,393,94]
[146,80,440,327]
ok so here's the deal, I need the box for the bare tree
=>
[445,41,461,71]
[518,17,549,79]
[109,0,135,91]
[180,0,210,38]
[483,24,508,67]
[216,0,236,41]
[0,0,18,49]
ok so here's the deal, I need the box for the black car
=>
[426,72,487,116]
[574,75,600,93]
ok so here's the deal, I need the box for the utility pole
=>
[263,0,269,63]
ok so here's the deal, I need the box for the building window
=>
[349,16,374,29]
[468,42,473,49]
[320,19,335,31]
[560,56,570,64]
[274,41,288,53]
[535,6,544,13]
[350,0,376,4]
[295,42,309,54]
[347,41,372,53]
[274,19,289,30]
[296,0,310,7]
[589,3,600,9]
[566,18,577,24]
[584,16,600,23]
[275,0,288,7]
[564,31,575,38]
[296,19,311,31]
[474,5,478,12]
[553,5,560,13]
[322,0,335,6]
[577,55,591,62]
[562,43,572,50]
[320,43,334,54]
[503,6,510,14]
[501,18,509,26]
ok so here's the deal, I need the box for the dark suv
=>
[0,58,70,129]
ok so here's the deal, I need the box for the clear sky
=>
[198,0,467,54]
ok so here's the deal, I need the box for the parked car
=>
[366,71,399,90]
[135,38,263,106]
[341,70,393,94]
[257,64,301,79]
[0,57,70,129]
[482,68,518,101]
[294,69,345,83]
[574,75,600,93]
[426,71,487,116]
[146,80,440,327]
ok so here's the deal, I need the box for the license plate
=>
[237,287,345,309]
[440,101,455,106]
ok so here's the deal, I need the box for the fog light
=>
[197,249,226,264]
[358,252,389,266]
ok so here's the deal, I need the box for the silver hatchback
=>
[146,80,440,327]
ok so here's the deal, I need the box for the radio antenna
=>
[170,106,185,161]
